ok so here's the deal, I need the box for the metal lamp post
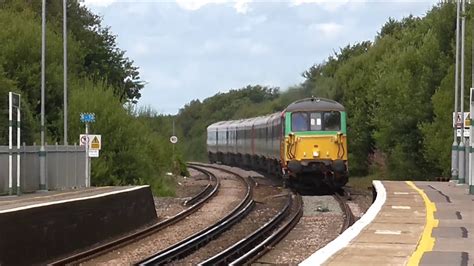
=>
[63,0,68,145]
[452,0,461,182]
[39,0,47,191]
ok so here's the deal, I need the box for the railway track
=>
[137,163,254,265]
[158,165,303,265]
[334,190,355,233]
[204,192,303,265]
[50,165,219,265]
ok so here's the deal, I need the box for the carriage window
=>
[310,112,322,131]
[323,111,341,131]
[292,112,309,131]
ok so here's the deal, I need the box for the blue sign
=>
[80,113,96,123]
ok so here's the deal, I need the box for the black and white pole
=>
[172,120,175,156]
[16,95,20,195]
[9,92,21,195]
[452,0,461,182]
[8,93,12,195]
[170,120,178,167]
[39,0,47,191]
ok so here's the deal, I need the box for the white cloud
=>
[175,0,253,14]
[291,0,362,12]
[309,22,344,38]
[132,42,150,56]
[236,15,267,32]
[234,0,252,14]
[81,0,118,7]
[175,0,223,10]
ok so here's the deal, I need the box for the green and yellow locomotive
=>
[207,97,348,189]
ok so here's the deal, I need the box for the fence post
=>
[21,142,26,194]
[55,142,59,190]
[66,144,69,189]
[74,143,77,188]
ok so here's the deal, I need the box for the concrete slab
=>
[433,238,474,253]
[432,227,467,238]
[326,254,410,266]
[355,228,422,244]
[365,222,425,232]
[435,210,462,220]
[339,242,417,256]
[419,251,468,266]
[374,215,425,224]
[438,219,474,227]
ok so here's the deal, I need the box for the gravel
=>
[82,168,246,265]
[255,187,373,264]
[153,168,209,219]
[302,195,342,216]
[177,182,288,264]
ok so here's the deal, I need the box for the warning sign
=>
[91,136,100,150]
[466,113,471,127]
[79,134,101,150]
[453,112,470,128]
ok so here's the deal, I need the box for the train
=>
[206,97,348,189]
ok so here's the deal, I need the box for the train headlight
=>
[313,151,319,157]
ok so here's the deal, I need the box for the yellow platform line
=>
[406,181,439,266]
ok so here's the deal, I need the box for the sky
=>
[82,0,438,115]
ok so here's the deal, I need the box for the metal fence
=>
[0,144,86,194]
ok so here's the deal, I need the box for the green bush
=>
[68,81,175,195]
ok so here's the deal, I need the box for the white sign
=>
[79,135,89,146]
[89,150,99,158]
[456,129,470,137]
[453,112,470,128]
[79,134,102,150]
[170,135,178,144]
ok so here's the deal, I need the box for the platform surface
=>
[0,186,135,212]
[300,180,474,266]
[415,181,473,266]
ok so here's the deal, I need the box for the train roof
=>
[285,97,345,112]
[207,112,281,130]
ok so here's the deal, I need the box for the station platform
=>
[0,186,127,212]
[0,186,157,265]
[301,180,473,266]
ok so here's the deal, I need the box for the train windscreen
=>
[292,111,340,132]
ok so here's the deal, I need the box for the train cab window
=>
[292,112,309,132]
[323,111,341,131]
[310,112,322,131]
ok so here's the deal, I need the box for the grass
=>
[347,173,382,190]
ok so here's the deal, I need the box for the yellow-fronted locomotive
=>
[207,97,348,188]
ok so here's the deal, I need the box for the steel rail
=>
[229,193,303,265]
[334,191,355,233]
[199,192,294,265]
[50,165,218,265]
[137,164,254,266]
[183,165,216,206]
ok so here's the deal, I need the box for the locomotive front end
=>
[282,98,348,189]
